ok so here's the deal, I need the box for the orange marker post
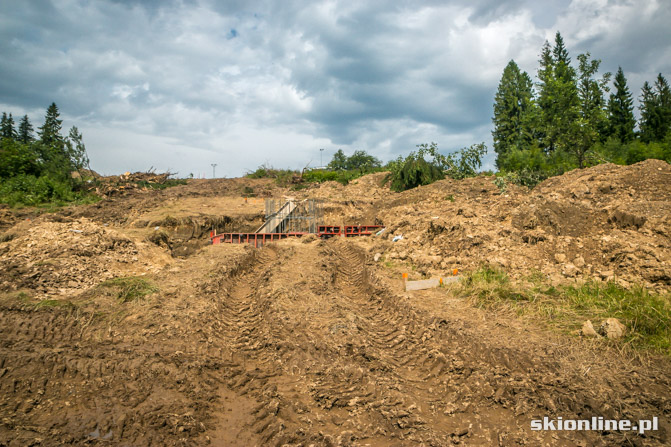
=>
[452,268,458,276]
[402,272,408,280]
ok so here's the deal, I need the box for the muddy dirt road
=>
[2,238,669,446]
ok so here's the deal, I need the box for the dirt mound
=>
[375,160,671,291]
[0,216,169,298]
[93,171,177,196]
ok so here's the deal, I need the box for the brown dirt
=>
[0,160,670,446]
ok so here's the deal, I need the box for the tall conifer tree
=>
[18,115,35,144]
[492,60,536,169]
[607,67,636,142]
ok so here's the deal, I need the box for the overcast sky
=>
[1,0,670,177]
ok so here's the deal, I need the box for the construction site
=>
[1,159,670,446]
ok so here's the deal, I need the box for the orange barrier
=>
[211,225,385,247]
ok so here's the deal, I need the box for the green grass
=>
[101,276,158,303]
[134,178,187,190]
[302,168,384,185]
[35,299,76,309]
[456,266,671,353]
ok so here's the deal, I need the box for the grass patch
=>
[134,178,187,190]
[0,291,33,305]
[302,168,384,186]
[35,299,76,309]
[101,276,158,303]
[456,266,671,354]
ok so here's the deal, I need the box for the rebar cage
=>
[263,198,323,233]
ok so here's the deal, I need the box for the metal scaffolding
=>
[261,198,323,234]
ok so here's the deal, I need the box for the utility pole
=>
[320,148,324,168]
[211,163,217,179]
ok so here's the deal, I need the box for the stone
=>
[599,270,614,280]
[573,256,585,268]
[598,318,626,339]
[424,255,442,266]
[373,253,382,262]
[554,253,566,263]
[581,320,599,338]
[562,263,578,277]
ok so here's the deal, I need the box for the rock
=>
[491,257,509,268]
[574,256,585,268]
[599,270,614,280]
[581,320,599,338]
[598,318,626,339]
[571,184,590,198]
[554,253,566,263]
[562,263,578,277]
[373,253,382,262]
[424,255,442,266]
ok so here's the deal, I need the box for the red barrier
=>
[211,225,384,246]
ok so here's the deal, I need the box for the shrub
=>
[384,142,487,192]
[0,174,77,206]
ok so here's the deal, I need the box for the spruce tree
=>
[552,32,570,67]
[536,32,580,159]
[639,81,656,143]
[536,41,555,153]
[0,113,7,139]
[639,75,671,143]
[492,60,536,169]
[653,74,671,141]
[38,102,64,148]
[1,112,17,140]
[37,103,72,179]
[607,67,636,142]
[18,115,35,144]
[568,53,610,167]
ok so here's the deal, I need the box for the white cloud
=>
[0,0,669,176]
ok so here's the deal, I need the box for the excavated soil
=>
[0,160,670,446]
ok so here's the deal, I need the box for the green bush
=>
[384,142,487,192]
[327,149,381,171]
[0,138,40,177]
[302,169,372,185]
[388,156,444,192]
[0,174,76,206]
[245,164,299,186]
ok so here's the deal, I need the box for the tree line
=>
[0,103,92,205]
[493,32,671,181]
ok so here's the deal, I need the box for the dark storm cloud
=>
[0,0,669,176]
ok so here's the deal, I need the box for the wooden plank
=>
[405,276,461,291]
[405,278,440,291]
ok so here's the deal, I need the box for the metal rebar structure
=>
[262,198,323,234]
